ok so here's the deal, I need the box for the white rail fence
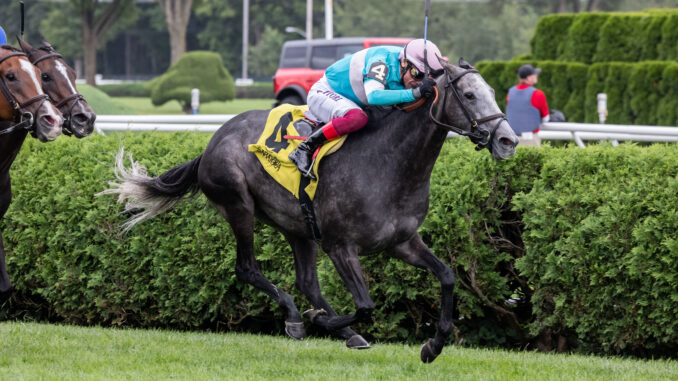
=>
[94,115,678,147]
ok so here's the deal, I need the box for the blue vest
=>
[506,86,541,135]
[0,27,6,45]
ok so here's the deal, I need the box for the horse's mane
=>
[38,44,57,54]
[0,45,21,52]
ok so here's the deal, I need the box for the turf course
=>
[1,322,676,380]
[77,84,273,115]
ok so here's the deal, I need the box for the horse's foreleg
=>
[308,244,375,333]
[287,236,369,349]
[391,233,455,364]
[220,202,305,340]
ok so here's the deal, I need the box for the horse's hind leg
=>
[303,244,375,334]
[391,233,455,364]
[287,235,369,349]
[212,198,305,340]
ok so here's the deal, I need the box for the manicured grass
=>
[77,84,273,115]
[112,97,274,115]
[1,322,676,380]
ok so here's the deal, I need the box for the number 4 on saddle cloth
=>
[248,104,347,239]
[248,104,346,200]
[248,104,346,240]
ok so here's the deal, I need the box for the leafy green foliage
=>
[593,14,649,63]
[530,14,576,61]
[513,144,678,354]
[150,51,235,110]
[2,134,677,356]
[560,13,610,64]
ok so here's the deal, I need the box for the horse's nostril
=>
[42,115,56,126]
[74,113,89,123]
[500,137,513,145]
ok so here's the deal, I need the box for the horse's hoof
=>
[284,321,306,340]
[346,334,370,349]
[302,308,327,324]
[420,339,441,363]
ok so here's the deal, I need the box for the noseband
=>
[429,69,506,151]
[0,52,50,137]
[32,52,86,136]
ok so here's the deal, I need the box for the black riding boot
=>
[289,127,329,179]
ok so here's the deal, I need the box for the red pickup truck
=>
[273,37,413,106]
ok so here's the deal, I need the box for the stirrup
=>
[301,155,317,180]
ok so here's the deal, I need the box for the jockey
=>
[289,39,444,178]
[0,26,7,45]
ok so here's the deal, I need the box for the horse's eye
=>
[464,92,475,100]
[41,73,52,82]
[5,72,16,81]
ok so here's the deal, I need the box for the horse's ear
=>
[458,57,474,70]
[16,36,33,53]
[40,38,55,51]
[439,55,464,76]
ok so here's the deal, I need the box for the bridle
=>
[429,68,506,151]
[0,51,50,137]
[31,50,86,136]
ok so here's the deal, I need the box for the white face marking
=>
[19,58,45,95]
[18,58,63,131]
[55,60,77,94]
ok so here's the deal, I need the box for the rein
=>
[31,52,85,136]
[428,69,505,149]
[0,52,49,137]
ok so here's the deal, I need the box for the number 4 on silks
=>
[367,62,388,84]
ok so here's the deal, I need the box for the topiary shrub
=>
[530,14,577,61]
[584,63,609,123]
[150,51,235,113]
[593,14,649,63]
[640,14,667,60]
[657,14,678,60]
[560,13,610,64]
[628,61,669,126]
[603,62,635,125]
[656,63,678,126]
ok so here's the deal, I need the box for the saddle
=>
[248,104,346,200]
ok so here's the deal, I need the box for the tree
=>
[157,0,194,64]
[75,0,136,85]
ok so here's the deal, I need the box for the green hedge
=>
[531,10,678,63]
[477,60,678,125]
[1,134,677,356]
[513,144,678,354]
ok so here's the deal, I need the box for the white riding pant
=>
[305,76,362,124]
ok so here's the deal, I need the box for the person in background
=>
[506,64,549,147]
[0,26,7,45]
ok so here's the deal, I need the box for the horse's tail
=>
[97,147,202,232]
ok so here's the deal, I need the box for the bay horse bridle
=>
[31,50,86,136]
[0,51,50,137]
[429,67,506,151]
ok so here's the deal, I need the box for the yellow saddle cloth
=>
[248,104,345,200]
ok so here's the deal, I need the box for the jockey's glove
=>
[412,78,437,99]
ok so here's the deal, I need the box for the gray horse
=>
[100,58,519,363]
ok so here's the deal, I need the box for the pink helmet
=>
[399,39,444,73]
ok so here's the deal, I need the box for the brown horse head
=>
[0,45,62,142]
[17,38,95,138]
